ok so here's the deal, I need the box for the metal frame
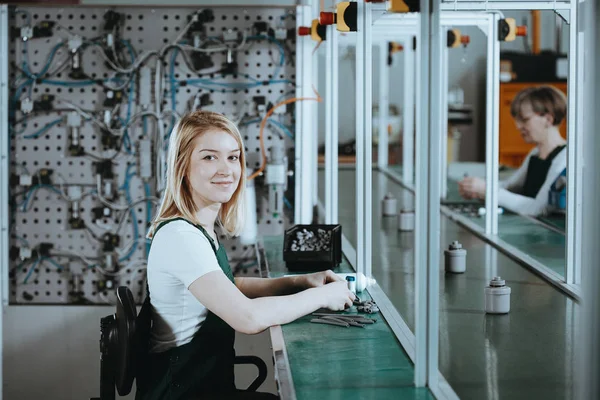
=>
[484,12,501,235]
[565,0,583,285]
[295,5,314,224]
[0,4,8,396]
[377,41,390,168]
[355,0,373,293]
[325,24,339,225]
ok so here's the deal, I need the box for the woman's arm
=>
[189,271,354,335]
[235,270,343,298]
[498,152,566,216]
[235,276,304,298]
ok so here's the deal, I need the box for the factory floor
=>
[318,168,577,400]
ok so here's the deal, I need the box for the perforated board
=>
[7,5,296,304]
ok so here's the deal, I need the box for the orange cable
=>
[247,90,323,181]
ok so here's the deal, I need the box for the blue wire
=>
[42,257,64,271]
[20,184,63,212]
[22,118,62,139]
[14,235,30,247]
[267,118,294,139]
[118,165,139,263]
[240,118,294,140]
[283,197,292,210]
[23,258,40,284]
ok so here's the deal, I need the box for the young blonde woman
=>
[135,111,355,400]
[459,85,567,216]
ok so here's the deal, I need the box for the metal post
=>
[440,42,449,200]
[566,0,583,286]
[580,0,600,397]
[427,0,442,387]
[355,1,373,292]
[295,6,314,224]
[484,13,500,235]
[0,4,8,397]
[403,35,416,184]
[325,24,339,224]
[378,41,390,168]
[415,0,430,387]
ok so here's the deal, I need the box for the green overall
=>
[136,218,236,400]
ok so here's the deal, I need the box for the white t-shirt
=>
[147,219,221,353]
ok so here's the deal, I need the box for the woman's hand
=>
[315,281,355,311]
[299,270,344,289]
[458,177,486,200]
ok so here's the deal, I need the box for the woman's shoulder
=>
[153,219,208,244]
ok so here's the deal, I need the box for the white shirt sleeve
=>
[497,148,567,216]
[499,148,537,193]
[151,221,221,288]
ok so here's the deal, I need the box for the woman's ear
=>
[544,113,555,127]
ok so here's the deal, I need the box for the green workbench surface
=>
[445,179,566,277]
[318,168,577,400]
[263,236,434,400]
[387,164,566,276]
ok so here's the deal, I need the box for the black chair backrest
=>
[115,286,137,396]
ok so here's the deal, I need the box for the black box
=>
[283,224,342,272]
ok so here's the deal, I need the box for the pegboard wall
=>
[5,5,297,305]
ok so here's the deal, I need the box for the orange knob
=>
[461,35,470,45]
[298,26,311,36]
[320,11,336,26]
[516,26,527,36]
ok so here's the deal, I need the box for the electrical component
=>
[398,209,415,231]
[266,142,287,218]
[444,241,467,274]
[19,97,33,114]
[33,94,55,112]
[38,242,53,258]
[68,36,85,80]
[138,139,153,179]
[101,128,120,151]
[19,174,32,187]
[19,26,33,41]
[298,19,327,42]
[253,96,267,116]
[447,29,470,48]
[94,160,114,180]
[19,246,32,261]
[67,111,84,157]
[97,277,116,294]
[103,89,124,108]
[381,193,398,216]
[32,168,53,186]
[69,187,85,229]
[103,10,125,31]
[388,42,403,65]
[32,21,55,39]
[498,18,527,42]
[319,2,357,33]
[223,29,238,42]
[485,277,511,314]
[253,22,269,36]
[92,206,112,221]
[186,9,215,42]
[102,233,120,252]
[190,52,214,71]
[274,28,287,40]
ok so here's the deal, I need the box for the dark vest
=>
[136,218,236,400]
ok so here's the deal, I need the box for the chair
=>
[91,286,267,400]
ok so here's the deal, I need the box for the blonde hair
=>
[147,111,246,239]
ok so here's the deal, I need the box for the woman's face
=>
[188,129,242,207]
[514,101,553,144]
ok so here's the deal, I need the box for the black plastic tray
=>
[283,224,342,272]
